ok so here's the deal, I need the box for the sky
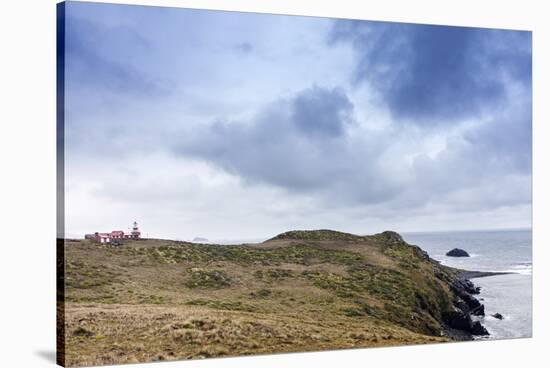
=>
[61,1,532,241]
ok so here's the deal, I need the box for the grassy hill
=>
[60,230,474,367]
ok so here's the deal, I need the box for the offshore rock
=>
[446,248,470,257]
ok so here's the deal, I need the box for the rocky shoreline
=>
[377,230,512,341]
[442,270,512,340]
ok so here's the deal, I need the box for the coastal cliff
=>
[377,231,490,339]
[267,229,490,339]
[62,229,491,366]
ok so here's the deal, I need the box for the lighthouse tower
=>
[131,221,141,239]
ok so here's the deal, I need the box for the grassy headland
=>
[61,229,482,366]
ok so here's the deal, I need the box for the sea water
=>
[402,229,532,340]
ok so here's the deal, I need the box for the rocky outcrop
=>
[443,310,488,336]
[446,248,470,257]
[441,274,489,338]
[377,230,406,244]
[373,233,490,340]
[456,278,481,295]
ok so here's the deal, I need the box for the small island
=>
[192,237,210,243]
[446,248,470,257]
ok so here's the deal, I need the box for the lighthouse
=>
[131,221,141,239]
[85,221,143,242]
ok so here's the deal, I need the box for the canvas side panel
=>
[56,2,66,367]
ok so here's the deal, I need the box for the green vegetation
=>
[268,229,365,241]
[254,268,293,281]
[185,268,232,289]
[139,242,366,267]
[62,230,457,366]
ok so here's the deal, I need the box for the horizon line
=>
[64,226,532,242]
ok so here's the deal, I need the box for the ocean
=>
[402,229,532,340]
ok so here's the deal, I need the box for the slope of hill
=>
[60,230,487,367]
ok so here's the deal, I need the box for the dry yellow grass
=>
[64,302,445,366]
[61,230,456,367]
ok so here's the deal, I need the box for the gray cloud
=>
[65,14,171,98]
[173,84,531,213]
[234,42,253,53]
[174,86,398,202]
[464,102,532,174]
[62,2,532,238]
[330,20,532,126]
[292,86,353,137]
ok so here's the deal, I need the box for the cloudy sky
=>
[62,1,532,241]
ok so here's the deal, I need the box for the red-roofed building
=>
[85,222,141,243]
[93,232,112,243]
[111,230,124,239]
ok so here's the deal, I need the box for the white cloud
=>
[63,2,531,239]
